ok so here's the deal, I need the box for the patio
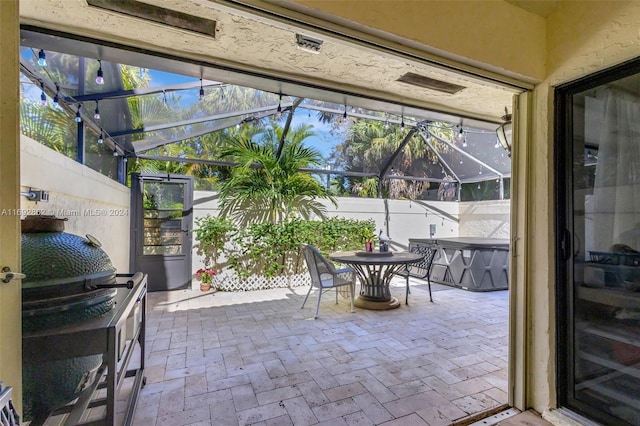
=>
[132,276,509,425]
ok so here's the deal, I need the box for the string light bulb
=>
[37,49,47,67]
[113,149,118,157]
[96,60,104,85]
[94,101,100,120]
[40,81,47,106]
[53,84,59,106]
[343,105,348,121]
[384,118,389,130]
[276,94,282,119]
[162,89,167,106]
[400,116,405,133]
[199,78,204,101]
[462,134,468,148]
[97,130,104,144]
[75,105,82,123]
[458,126,464,142]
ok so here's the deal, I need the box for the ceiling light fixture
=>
[496,107,512,157]
[75,105,82,123]
[37,49,47,67]
[39,81,47,106]
[94,101,100,119]
[199,78,204,101]
[96,60,104,85]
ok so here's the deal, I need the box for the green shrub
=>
[194,216,375,279]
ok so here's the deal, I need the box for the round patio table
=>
[329,250,422,310]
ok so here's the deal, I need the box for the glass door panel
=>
[557,59,640,426]
[142,182,185,255]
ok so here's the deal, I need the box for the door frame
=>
[0,0,22,413]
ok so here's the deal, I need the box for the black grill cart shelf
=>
[22,273,147,426]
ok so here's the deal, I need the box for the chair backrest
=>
[407,243,438,278]
[300,244,334,288]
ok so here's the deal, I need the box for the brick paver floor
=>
[132,277,509,426]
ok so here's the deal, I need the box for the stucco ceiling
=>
[21,0,525,130]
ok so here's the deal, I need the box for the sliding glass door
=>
[556,58,640,426]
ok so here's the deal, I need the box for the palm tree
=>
[218,125,337,226]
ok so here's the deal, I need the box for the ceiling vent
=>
[86,0,217,38]
[295,34,323,53]
[396,72,465,94]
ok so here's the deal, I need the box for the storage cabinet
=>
[22,273,147,426]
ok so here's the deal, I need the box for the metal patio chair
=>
[300,244,356,319]
[398,243,438,304]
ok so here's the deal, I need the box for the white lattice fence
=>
[214,272,311,292]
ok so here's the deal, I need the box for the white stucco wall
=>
[459,200,510,238]
[19,136,130,272]
[322,197,460,247]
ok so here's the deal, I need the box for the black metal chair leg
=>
[427,276,433,302]
[405,275,409,305]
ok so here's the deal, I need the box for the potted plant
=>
[362,226,376,252]
[196,267,217,291]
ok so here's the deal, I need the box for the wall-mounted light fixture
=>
[496,107,512,157]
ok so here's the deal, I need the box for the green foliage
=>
[194,215,374,279]
[194,215,235,270]
[218,127,337,226]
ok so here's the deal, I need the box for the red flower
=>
[196,267,217,283]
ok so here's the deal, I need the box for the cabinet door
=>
[556,58,640,426]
